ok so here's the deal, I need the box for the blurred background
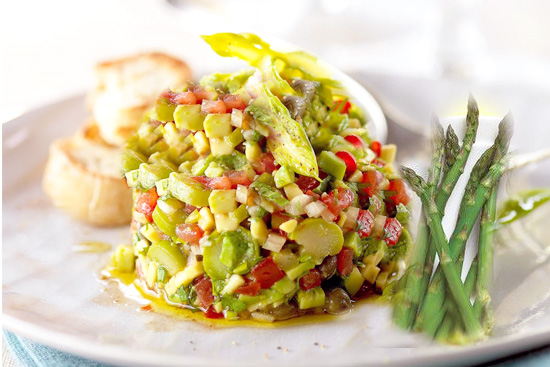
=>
[2,0,550,151]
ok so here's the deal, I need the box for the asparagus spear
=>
[435,95,480,212]
[401,167,484,338]
[393,119,444,329]
[442,125,460,179]
[417,116,513,336]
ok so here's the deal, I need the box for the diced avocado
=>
[231,204,249,224]
[203,235,231,280]
[318,150,346,180]
[111,245,135,272]
[297,287,325,309]
[154,99,176,122]
[219,232,246,269]
[344,266,364,296]
[227,128,244,147]
[343,231,362,258]
[147,240,187,276]
[138,163,172,190]
[285,261,315,281]
[272,276,296,295]
[274,165,295,188]
[122,149,147,173]
[168,173,211,207]
[174,104,205,131]
[204,113,232,138]
[204,162,224,178]
[272,248,299,272]
[209,190,237,214]
[294,218,344,265]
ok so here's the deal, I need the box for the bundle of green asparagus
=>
[392,95,513,343]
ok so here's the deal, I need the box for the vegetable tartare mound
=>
[112,33,412,321]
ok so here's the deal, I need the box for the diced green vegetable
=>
[318,151,346,180]
[168,173,211,207]
[204,113,232,138]
[209,190,237,214]
[138,163,173,190]
[147,240,187,276]
[155,99,176,122]
[174,104,205,131]
[297,287,325,309]
[250,181,290,207]
[343,231,362,258]
[274,165,295,188]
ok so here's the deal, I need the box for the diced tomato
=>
[190,176,232,190]
[333,99,352,114]
[384,217,402,246]
[321,187,355,216]
[219,94,247,111]
[194,275,215,308]
[201,99,226,114]
[368,195,383,216]
[388,179,412,206]
[250,257,285,289]
[175,223,204,245]
[356,209,374,238]
[337,247,354,277]
[234,281,261,296]
[161,90,197,105]
[189,85,216,102]
[335,151,357,175]
[223,170,252,188]
[296,175,319,192]
[362,170,385,197]
[204,305,224,319]
[344,134,366,149]
[299,269,323,290]
[370,141,382,157]
[135,188,158,222]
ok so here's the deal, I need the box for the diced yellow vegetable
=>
[221,274,246,295]
[164,261,205,295]
[140,223,162,244]
[210,137,234,156]
[380,144,397,163]
[214,213,240,232]
[204,113,232,138]
[209,190,237,214]
[348,170,363,183]
[361,263,381,284]
[279,219,298,234]
[250,217,269,245]
[111,245,135,272]
[193,131,210,155]
[272,249,299,272]
[146,261,158,288]
[198,207,215,231]
[245,142,262,162]
[283,183,303,201]
[185,209,200,224]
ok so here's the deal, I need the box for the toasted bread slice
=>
[88,52,192,146]
[43,124,132,226]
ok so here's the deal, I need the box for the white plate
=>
[3,90,550,367]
